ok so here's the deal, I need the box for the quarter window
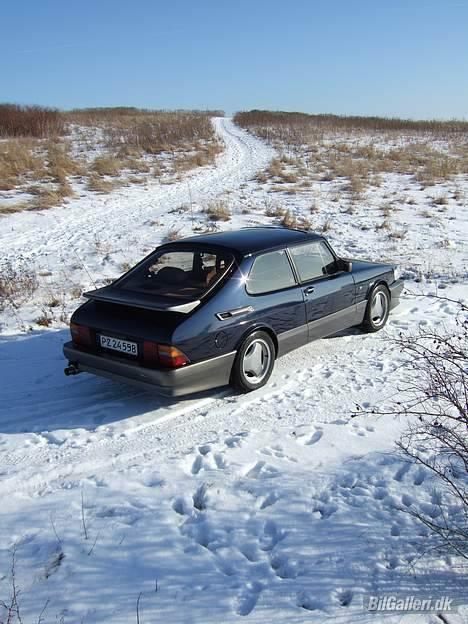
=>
[289,241,337,282]
[247,249,296,294]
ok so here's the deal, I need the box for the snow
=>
[0,118,467,622]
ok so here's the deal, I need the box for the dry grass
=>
[46,142,83,181]
[204,200,231,222]
[0,202,29,215]
[0,139,45,189]
[0,259,38,310]
[29,183,74,209]
[100,111,218,155]
[0,104,64,137]
[388,228,407,240]
[92,155,123,176]
[234,110,468,136]
[321,217,332,233]
[86,174,120,193]
[235,110,468,198]
[36,309,53,326]
[265,203,286,218]
[1,105,225,214]
[165,228,184,242]
[280,210,313,231]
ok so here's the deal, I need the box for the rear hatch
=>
[71,295,187,365]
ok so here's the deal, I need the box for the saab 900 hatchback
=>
[64,227,403,396]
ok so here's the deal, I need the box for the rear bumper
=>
[389,278,404,308]
[63,342,236,397]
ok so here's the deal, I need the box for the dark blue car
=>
[64,227,404,396]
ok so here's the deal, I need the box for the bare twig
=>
[81,488,88,541]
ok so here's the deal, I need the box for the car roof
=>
[177,227,323,255]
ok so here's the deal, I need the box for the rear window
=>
[119,248,234,299]
[246,249,296,294]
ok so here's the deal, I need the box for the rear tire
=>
[230,331,275,393]
[361,284,390,333]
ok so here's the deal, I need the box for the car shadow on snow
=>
[0,329,222,434]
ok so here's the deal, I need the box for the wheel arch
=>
[234,324,279,359]
[366,279,391,301]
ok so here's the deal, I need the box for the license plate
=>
[99,334,138,356]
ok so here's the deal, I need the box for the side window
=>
[289,241,337,282]
[247,249,296,294]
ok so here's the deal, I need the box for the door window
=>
[289,241,337,282]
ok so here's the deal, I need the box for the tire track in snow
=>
[0,117,275,263]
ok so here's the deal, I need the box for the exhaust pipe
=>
[64,363,80,376]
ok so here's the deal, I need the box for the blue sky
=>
[1,0,467,118]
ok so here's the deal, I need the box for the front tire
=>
[361,285,390,333]
[231,331,275,392]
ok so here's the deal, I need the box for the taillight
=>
[142,341,190,369]
[143,340,159,365]
[70,323,93,347]
[158,345,190,368]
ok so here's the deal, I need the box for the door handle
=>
[304,286,315,295]
[216,305,254,321]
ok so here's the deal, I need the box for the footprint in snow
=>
[306,429,323,445]
[413,467,427,486]
[401,493,413,507]
[373,487,388,500]
[172,497,188,516]
[261,446,298,462]
[296,591,323,612]
[336,589,354,607]
[270,553,300,579]
[393,462,411,482]
[238,542,260,562]
[243,461,280,480]
[224,432,248,448]
[214,453,227,469]
[236,581,263,616]
[312,502,338,519]
[351,423,367,437]
[191,455,203,475]
[259,519,286,551]
[339,474,357,489]
[258,492,279,510]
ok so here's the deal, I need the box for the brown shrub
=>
[281,211,299,228]
[0,259,38,310]
[123,158,151,174]
[204,200,230,221]
[0,139,45,188]
[0,104,64,137]
[234,110,468,136]
[321,218,332,233]
[0,202,29,214]
[104,112,216,154]
[29,187,65,210]
[265,204,285,218]
[87,174,119,193]
[165,228,183,242]
[92,155,123,176]
[46,142,83,181]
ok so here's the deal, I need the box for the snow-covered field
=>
[0,118,467,623]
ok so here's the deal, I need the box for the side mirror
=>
[341,259,352,272]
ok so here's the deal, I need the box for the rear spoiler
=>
[84,286,200,314]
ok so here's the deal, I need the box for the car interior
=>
[120,250,234,299]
